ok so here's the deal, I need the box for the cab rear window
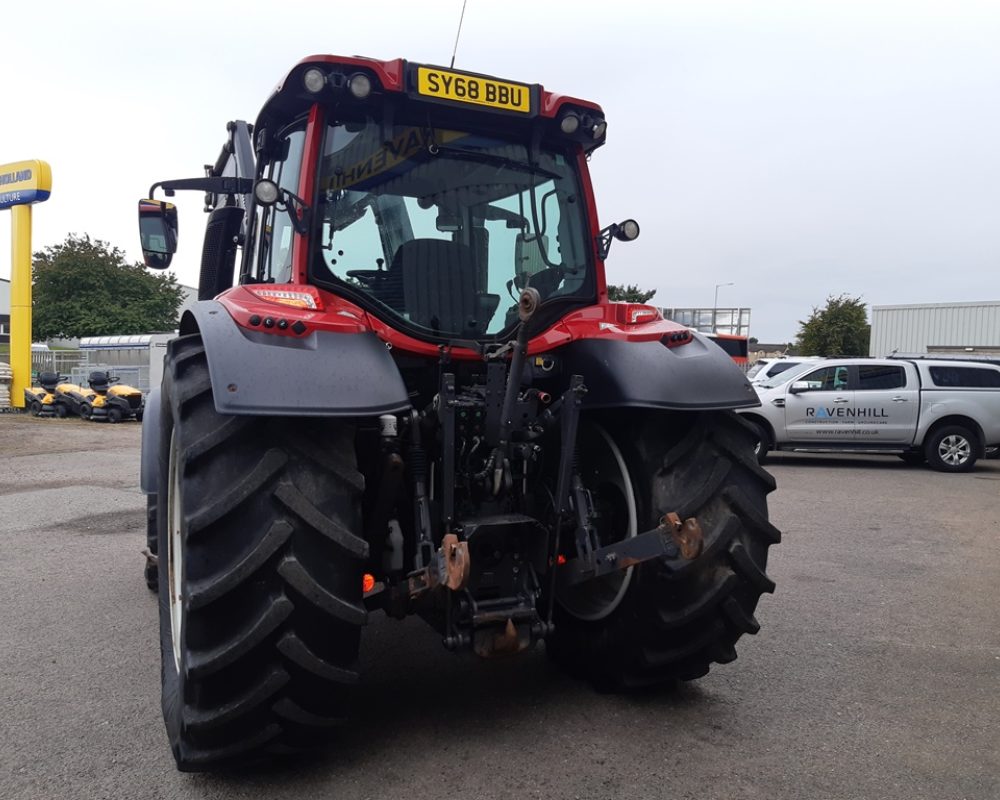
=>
[928,366,1000,388]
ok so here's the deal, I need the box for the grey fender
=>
[181,300,411,416]
[557,333,760,411]
[140,387,161,495]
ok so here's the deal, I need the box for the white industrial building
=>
[869,301,1000,357]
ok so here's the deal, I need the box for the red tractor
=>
[138,55,779,771]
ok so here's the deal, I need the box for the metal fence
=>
[30,350,88,379]
[29,351,151,393]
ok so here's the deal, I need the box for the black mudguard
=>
[181,301,412,417]
[140,387,161,495]
[557,333,760,411]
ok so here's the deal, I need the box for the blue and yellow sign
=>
[0,159,52,210]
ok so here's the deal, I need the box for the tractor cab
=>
[138,58,639,349]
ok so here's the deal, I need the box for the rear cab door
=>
[852,362,919,444]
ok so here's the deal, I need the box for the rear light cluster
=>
[247,286,323,310]
[662,330,693,348]
[241,285,324,337]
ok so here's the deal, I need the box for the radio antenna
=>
[449,0,469,69]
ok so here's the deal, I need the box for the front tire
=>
[158,334,368,771]
[547,411,780,690]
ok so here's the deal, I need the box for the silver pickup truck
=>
[738,358,1000,472]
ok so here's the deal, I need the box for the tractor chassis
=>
[362,292,704,657]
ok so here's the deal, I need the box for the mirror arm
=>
[277,188,311,236]
[149,177,254,198]
[596,223,621,260]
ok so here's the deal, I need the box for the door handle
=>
[772,398,785,408]
[833,398,850,404]
[891,396,908,402]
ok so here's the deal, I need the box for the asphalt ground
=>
[1,413,998,800]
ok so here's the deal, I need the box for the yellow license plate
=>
[416,67,532,114]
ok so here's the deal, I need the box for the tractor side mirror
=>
[138,199,178,269]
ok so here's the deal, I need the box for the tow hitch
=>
[556,512,704,589]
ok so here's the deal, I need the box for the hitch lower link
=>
[407,533,471,598]
[556,511,704,588]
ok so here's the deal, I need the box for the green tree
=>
[32,234,184,340]
[608,283,657,303]
[796,294,870,356]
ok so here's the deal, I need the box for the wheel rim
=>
[167,430,184,673]
[556,423,637,621]
[938,434,971,466]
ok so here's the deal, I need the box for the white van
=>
[746,356,822,386]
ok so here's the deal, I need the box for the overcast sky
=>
[2,0,998,342]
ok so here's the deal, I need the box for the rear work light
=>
[303,68,326,93]
[247,285,324,311]
[347,72,372,99]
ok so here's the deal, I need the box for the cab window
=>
[800,366,849,391]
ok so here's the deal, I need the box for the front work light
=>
[254,179,281,206]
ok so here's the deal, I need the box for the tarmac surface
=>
[1,412,998,800]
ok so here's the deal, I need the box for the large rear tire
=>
[547,410,780,689]
[145,495,159,593]
[158,334,368,771]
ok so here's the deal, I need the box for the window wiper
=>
[429,144,561,181]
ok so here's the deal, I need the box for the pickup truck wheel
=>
[746,419,771,464]
[924,425,978,473]
[158,334,367,771]
[547,410,780,690]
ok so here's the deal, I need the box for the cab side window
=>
[800,366,849,391]
[857,365,906,391]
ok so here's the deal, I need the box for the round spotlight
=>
[560,113,580,134]
[302,68,326,94]
[592,120,607,139]
[348,73,372,99]
[616,219,640,242]
[254,179,280,206]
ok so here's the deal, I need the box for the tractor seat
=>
[38,372,61,392]
[386,239,498,335]
[88,372,112,393]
